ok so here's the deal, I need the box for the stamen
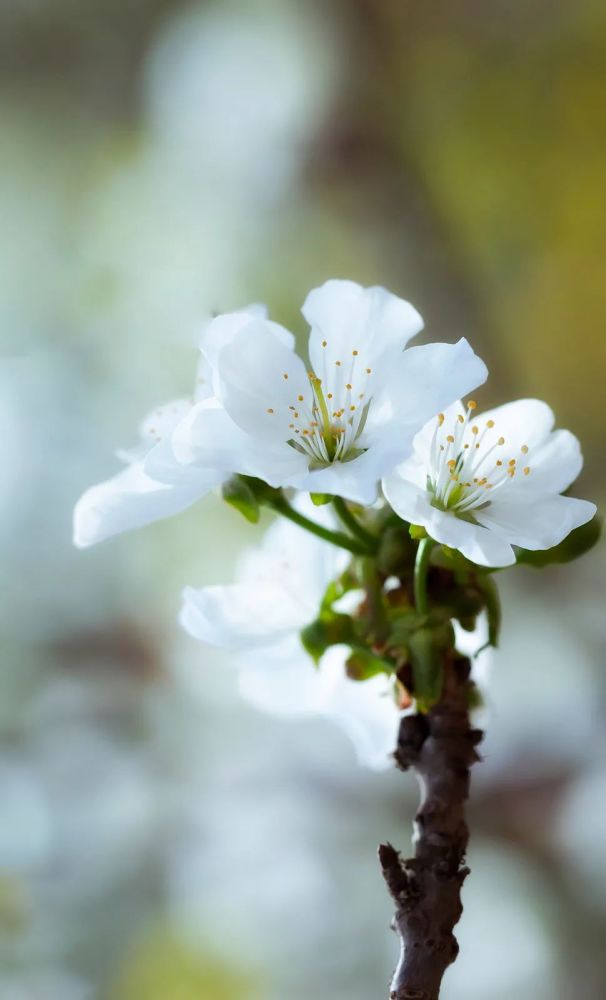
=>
[521,445,529,454]
[266,408,274,414]
[523,466,530,475]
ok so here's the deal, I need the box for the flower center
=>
[427,400,532,518]
[276,346,374,467]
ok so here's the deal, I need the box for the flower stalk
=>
[268,494,372,556]
[413,536,435,615]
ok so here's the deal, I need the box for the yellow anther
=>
[294,411,299,418]
[322,340,327,347]
[335,360,342,366]
[366,367,372,374]
[297,394,304,402]
[457,414,465,423]
[498,437,505,446]
[486,419,495,428]
[350,405,356,412]
[266,408,274,414]
[475,443,480,449]
[523,466,530,475]
[327,393,333,400]
[447,434,455,443]
[346,383,352,390]
[438,413,445,426]
[352,349,359,356]
[521,445,529,454]
[472,425,479,434]
[496,460,503,467]
[283,373,289,380]
[467,400,477,410]
[508,458,516,466]
[447,459,456,468]
[464,443,470,449]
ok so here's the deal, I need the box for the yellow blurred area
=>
[109,928,262,1000]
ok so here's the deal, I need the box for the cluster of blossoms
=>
[74,280,597,768]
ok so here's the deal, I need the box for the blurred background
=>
[1,0,605,997]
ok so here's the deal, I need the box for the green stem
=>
[332,497,377,551]
[269,497,371,556]
[414,536,435,615]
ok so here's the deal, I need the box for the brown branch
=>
[379,655,483,1000]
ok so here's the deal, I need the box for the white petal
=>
[170,397,255,470]
[478,399,554,453]
[374,339,488,436]
[73,459,216,548]
[382,469,433,524]
[304,280,424,379]
[237,634,324,716]
[475,494,596,551]
[180,582,306,649]
[383,475,516,566]
[317,646,401,770]
[410,400,467,466]
[214,318,310,443]
[199,305,270,368]
[236,498,347,614]
[516,429,583,496]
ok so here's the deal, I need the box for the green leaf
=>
[346,649,394,681]
[515,514,602,568]
[407,627,444,713]
[300,614,355,665]
[221,476,260,523]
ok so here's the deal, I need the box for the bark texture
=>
[379,656,482,1000]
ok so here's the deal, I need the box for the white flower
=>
[74,280,487,546]
[383,398,596,568]
[175,279,488,505]
[72,308,265,548]
[179,501,402,769]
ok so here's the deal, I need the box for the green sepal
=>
[409,524,427,541]
[310,492,332,506]
[300,614,355,665]
[475,573,501,648]
[221,475,260,524]
[515,514,602,568]
[346,648,394,681]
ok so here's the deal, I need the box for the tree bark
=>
[379,655,482,1000]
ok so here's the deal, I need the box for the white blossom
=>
[383,398,596,568]
[174,279,488,505]
[74,281,488,546]
[179,501,401,769]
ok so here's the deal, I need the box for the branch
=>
[379,655,482,999]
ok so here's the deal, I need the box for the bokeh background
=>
[1,1,605,997]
